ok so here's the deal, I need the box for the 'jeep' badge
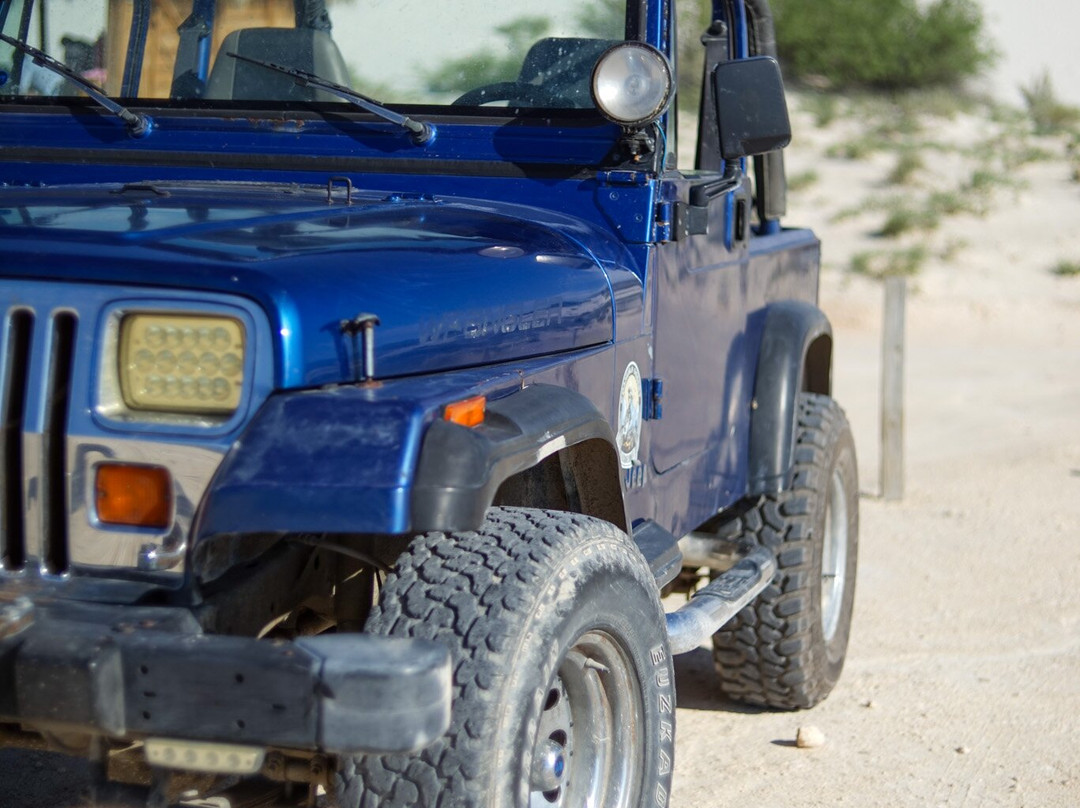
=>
[617,361,643,469]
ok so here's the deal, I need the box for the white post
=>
[881,277,906,501]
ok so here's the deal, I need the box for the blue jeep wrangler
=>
[0,0,858,805]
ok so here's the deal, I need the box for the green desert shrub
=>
[787,169,821,192]
[1051,260,1080,278]
[1020,71,1080,135]
[878,203,939,237]
[886,150,926,186]
[772,0,995,91]
[851,246,929,278]
[801,92,841,127]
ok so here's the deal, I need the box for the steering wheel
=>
[452,81,562,108]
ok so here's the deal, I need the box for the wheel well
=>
[491,438,627,532]
[803,332,832,395]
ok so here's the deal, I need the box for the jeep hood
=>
[0,183,619,385]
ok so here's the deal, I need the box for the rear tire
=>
[332,507,676,808]
[713,393,858,709]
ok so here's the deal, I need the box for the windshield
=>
[0,0,632,110]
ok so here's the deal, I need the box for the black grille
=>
[0,309,77,574]
[43,313,77,574]
[1,309,33,570]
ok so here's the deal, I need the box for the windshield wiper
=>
[226,52,435,146]
[0,33,152,138]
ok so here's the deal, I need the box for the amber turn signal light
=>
[443,395,486,428]
[95,463,172,528]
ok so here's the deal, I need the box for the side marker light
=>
[444,396,486,428]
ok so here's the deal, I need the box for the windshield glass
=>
[0,0,631,110]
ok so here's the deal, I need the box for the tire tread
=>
[712,393,856,710]
[333,508,668,807]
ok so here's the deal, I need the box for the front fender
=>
[193,386,428,541]
[193,382,621,543]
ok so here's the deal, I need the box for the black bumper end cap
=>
[296,634,451,755]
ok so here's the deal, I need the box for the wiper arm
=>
[226,52,435,146]
[0,33,152,138]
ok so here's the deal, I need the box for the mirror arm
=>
[674,164,745,240]
[688,164,741,207]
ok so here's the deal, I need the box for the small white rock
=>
[796,725,827,749]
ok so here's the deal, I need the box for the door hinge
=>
[597,170,650,187]
[642,377,664,420]
[673,201,709,239]
[654,201,673,243]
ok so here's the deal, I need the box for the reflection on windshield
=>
[0,0,628,109]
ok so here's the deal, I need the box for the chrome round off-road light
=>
[591,42,674,126]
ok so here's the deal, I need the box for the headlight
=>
[591,42,674,127]
[119,314,245,415]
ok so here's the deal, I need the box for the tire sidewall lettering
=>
[352,511,676,807]
[500,536,675,807]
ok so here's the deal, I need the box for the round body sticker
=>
[617,361,643,469]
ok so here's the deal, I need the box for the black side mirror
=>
[713,56,791,160]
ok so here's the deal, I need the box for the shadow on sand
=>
[672,646,769,715]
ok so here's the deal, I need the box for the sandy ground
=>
[671,99,1080,807]
[3,100,1080,807]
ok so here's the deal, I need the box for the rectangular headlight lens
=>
[119,314,245,414]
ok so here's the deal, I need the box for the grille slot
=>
[41,312,77,575]
[1,309,33,570]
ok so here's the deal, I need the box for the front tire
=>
[713,393,859,709]
[333,508,676,808]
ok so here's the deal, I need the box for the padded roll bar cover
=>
[744,0,788,220]
[744,0,779,59]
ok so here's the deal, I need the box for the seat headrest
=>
[205,28,351,102]
[518,38,619,107]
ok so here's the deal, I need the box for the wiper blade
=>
[0,33,152,137]
[226,52,435,146]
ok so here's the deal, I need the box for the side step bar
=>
[665,545,776,655]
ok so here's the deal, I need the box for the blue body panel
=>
[0,0,822,566]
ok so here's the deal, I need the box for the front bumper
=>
[0,598,450,756]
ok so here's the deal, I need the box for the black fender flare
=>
[411,383,625,533]
[747,300,832,495]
